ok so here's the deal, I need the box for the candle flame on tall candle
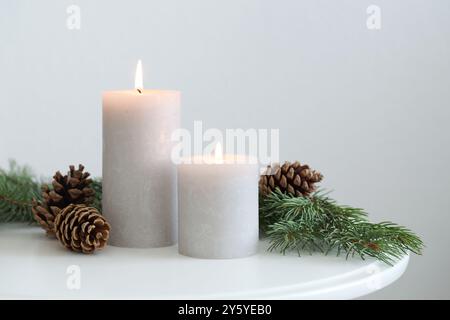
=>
[214,142,224,164]
[135,60,143,93]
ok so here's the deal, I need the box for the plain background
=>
[1,0,449,299]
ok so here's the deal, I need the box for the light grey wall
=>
[1,0,449,299]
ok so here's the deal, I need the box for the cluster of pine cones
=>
[32,165,110,254]
[259,161,323,197]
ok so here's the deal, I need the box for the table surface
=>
[0,224,408,299]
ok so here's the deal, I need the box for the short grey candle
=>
[178,148,259,259]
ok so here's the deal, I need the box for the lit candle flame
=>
[135,60,143,93]
[214,142,224,164]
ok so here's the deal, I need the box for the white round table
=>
[0,224,408,299]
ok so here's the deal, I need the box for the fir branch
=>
[0,160,41,223]
[260,189,424,265]
[91,178,102,212]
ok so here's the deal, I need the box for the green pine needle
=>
[260,189,424,265]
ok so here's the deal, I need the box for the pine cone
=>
[43,164,95,209]
[54,204,111,254]
[31,199,61,236]
[32,164,95,236]
[259,161,323,197]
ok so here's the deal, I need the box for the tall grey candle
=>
[102,85,180,248]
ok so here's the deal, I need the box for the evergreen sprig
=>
[260,189,424,265]
[91,178,102,212]
[0,160,41,223]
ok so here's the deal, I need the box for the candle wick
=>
[137,88,142,94]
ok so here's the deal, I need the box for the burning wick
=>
[135,60,143,94]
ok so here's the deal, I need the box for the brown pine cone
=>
[259,161,323,197]
[33,164,95,235]
[31,199,61,237]
[43,164,95,209]
[54,204,111,254]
